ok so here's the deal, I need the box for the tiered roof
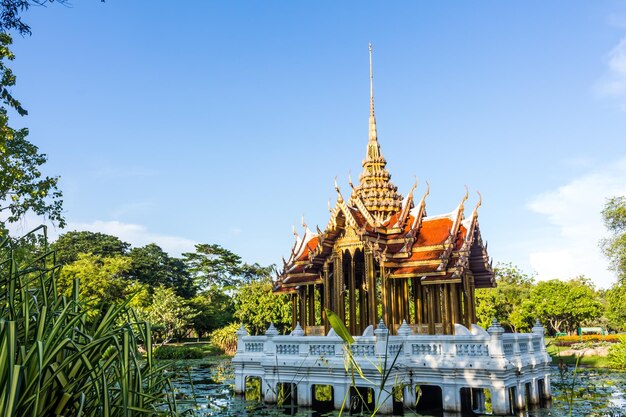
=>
[274,45,494,294]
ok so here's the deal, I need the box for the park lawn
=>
[546,343,612,368]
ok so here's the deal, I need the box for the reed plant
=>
[0,226,186,417]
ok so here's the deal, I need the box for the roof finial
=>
[368,42,378,143]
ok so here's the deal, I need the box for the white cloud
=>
[526,158,626,288]
[595,38,626,109]
[65,220,197,256]
[6,215,197,257]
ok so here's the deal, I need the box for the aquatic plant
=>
[0,226,185,417]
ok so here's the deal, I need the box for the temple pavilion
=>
[273,45,495,336]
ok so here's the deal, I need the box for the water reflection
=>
[167,358,626,417]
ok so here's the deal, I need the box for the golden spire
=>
[369,42,378,145]
[350,43,403,221]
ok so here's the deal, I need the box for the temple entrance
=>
[311,384,334,414]
[245,376,262,401]
[415,385,442,414]
[349,386,375,415]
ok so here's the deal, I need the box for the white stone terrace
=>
[232,319,552,415]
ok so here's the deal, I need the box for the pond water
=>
[166,358,626,417]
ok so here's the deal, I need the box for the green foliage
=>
[52,231,130,265]
[141,286,198,342]
[0,1,74,36]
[0,227,183,417]
[183,243,272,289]
[57,253,136,322]
[605,281,626,331]
[601,196,626,281]
[234,276,292,334]
[607,337,626,370]
[189,289,234,338]
[526,277,603,335]
[129,243,195,298]
[210,322,241,355]
[475,263,534,331]
[0,34,63,229]
[153,345,204,360]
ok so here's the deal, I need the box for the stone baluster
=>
[532,319,546,353]
[487,318,505,358]
[397,319,412,357]
[264,322,278,356]
[374,319,389,358]
[236,324,249,353]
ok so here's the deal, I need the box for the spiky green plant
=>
[0,226,187,417]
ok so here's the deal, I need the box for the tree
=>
[57,253,137,322]
[129,243,195,298]
[234,276,292,335]
[601,196,626,281]
[183,243,263,289]
[0,33,63,230]
[525,277,602,335]
[189,289,235,339]
[475,263,534,332]
[605,282,626,332]
[0,1,75,36]
[141,286,198,343]
[53,231,130,264]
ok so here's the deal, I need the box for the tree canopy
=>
[601,196,626,281]
[53,231,130,264]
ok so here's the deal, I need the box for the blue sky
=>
[7,1,626,288]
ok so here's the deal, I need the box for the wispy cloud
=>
[595,37,626,110]
[64,220,197,256]
[6,215,197,257]
[526,158,626,288]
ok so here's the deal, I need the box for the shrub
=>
[553,334,622,346]
[211,322,241,355]
[154,345,204,360]
[0,227,184,417]
[608,337,626,370]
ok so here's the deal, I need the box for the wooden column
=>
[366,252,377,327]
[349,254,356,335]
[308,284,315,326]
[451,284,460,327]
[323,263,331,331]
[442,284,450,335]
[402,279,409,324]
[334,253,344,322]
[382,266,390,327]
[427,286,435,334]
[414,279,423,325]
[299,287,306,327]
[292,294,297,329]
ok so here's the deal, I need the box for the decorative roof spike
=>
[411,181,430,230]
[397,177,417,227]
[472,191,482,219]
[348,171,355,190]
[292,224,298,238]
[301,214,307,229]
[328,198,332,213]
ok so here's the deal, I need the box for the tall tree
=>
[129,243,195,298]
[183,243,261,289]
[57,253,138,322]
[525,277,602,335]
[234,276,292,335]
[475,263,534,332]
[601,196,626,281]
[53,231,130,265]
[0,33,63,231]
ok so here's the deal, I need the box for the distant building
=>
[233,45,552,415]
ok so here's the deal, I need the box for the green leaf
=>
[325,309,354,345]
